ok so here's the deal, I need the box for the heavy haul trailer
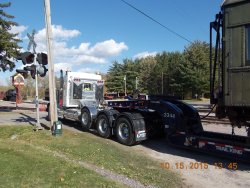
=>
[52,0,250,162]
[55,70,250,162]
[104,97,250,162]
[56,71,205,146]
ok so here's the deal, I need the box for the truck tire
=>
[96,114,111,138]
[81,108,92,130]
[115,116,135,146]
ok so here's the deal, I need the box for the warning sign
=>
[13,73,25,86]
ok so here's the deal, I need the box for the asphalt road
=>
[0,100,84,134]
[0,100,50,127]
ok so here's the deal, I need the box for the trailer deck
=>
[107,97,250,163]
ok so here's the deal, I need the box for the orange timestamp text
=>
[160,162,238,170]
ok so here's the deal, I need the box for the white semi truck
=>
[54,70,153,145]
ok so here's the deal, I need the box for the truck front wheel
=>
[81,108,92,130]
[96,114,111,138]
[115,117,135,146]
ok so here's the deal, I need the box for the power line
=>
[120,0,192,44]
[165,1,207,35]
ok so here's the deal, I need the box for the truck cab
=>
[53,71,104,123]
[62,71,103,107]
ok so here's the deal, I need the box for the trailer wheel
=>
[81,108,92,130]
[115,117,135,146]
[96,114,111,138]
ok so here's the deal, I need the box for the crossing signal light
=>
[37,53,48,65]
[16,69,28,79]
[17,52,35,65]
[37,65,48,77]
[24,65,36,79]
[37,53,48,77]
[17,52,48,79]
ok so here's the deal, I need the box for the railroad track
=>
[192,104,232,125]
[201,116,231,125]
[192,105,249,136]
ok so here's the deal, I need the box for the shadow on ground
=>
[141,137,250,171]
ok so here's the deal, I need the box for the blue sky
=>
[2,0,222,85]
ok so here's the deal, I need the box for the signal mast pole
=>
[44,0,58,125]
[34,58,43,130]
[27,30,43,130]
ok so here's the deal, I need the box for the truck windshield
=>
[73,83,83,99]
[83,83,93,91]
[82,83,95,100]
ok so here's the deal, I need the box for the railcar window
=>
[247,26,250,65]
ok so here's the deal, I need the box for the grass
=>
[0,111,35,117]
[0,125,182,188]
[182,98,210,103]
[0,111,21,115]
[0,130,124,188]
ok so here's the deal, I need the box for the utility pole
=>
[124,75,127,96]
[135,77,138,90]
[162,72,164,95]
[44,0,58,126]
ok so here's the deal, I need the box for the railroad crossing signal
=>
[16,69,28,79]
[37,52,48,77]
[37,53,48,65]
[24,65,36,79]
[17,52,35,65]
[16,31,48,79]
[17,53,48,79]
[37,64,48,77]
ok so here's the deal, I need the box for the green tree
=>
[137,56,157,93]
[0,2,21,72]
[183,41,210,98]
[105,40,210,99]
[21,75,50,100]
[38,76,49,99]
[22,75,35,100]
[106,61,124,92]
[165,52,185,97]
[149,53,167,95]
[122,58,139,93]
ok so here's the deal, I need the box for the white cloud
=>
[29,25,128,71]
[74,55,106,64]
[52,25,81,40]
[89,39,128,57]
[54,63,73,72]
[9,25,28,34]
[77,67,99,73]
[133,51,157,59]
[9,25,28,39]
[35,25,80,44]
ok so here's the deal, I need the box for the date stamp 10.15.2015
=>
[160,162,238,170]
